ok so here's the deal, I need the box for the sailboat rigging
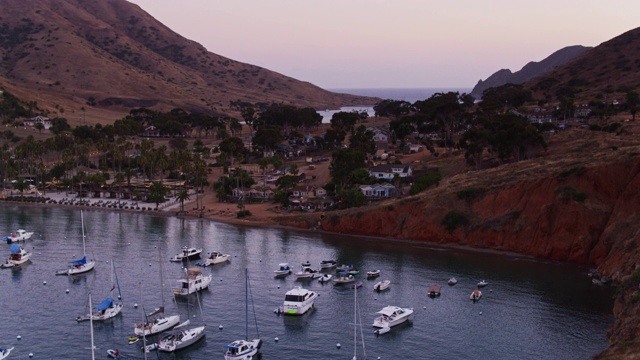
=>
[134,249,180,336]
[157,261,206,352]
[77,259,123,322]
[57,210,95,275]
[224,269,262,360]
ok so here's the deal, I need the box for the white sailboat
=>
[158,272,206,352]
[57,210,95,275]
[134,250,180,337]
[77,260,123,322]
[224,269,262,360]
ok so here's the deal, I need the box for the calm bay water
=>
[0,205,612,359]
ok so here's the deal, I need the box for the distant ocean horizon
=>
[317,87,472,122]
[329,87,473,103]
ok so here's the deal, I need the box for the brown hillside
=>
[527,27,640,103]
[0,0,378,125]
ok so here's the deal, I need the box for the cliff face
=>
[275,154,640,355]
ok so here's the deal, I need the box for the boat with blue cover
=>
[1,244,31,268]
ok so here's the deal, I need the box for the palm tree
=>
[176,189,190,212]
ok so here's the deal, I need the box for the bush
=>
[441,211,469,233]
[409,172,441,195]
[237,210,252,218]
[555,185,588,203]
[456,187,486,204]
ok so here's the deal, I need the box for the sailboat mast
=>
[89,293,96,360]
[353,287,357,359]
[81,210,86,257]
[159,247,165,310]
[245,268,249,340]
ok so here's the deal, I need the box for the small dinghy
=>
[318,273,333,283]
[107,348,120,358]
[373,280,391,292]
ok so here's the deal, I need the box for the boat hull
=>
[59,260,96,275]
[135,314,181,336]
[158,325,206,352]
[172,274,212,296]
[77,303,123,322]
[224,339,262,360]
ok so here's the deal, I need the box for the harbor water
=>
[0,206,612,359]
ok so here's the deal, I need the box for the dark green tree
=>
[147,181,169,210]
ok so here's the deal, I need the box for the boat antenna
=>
[159,247,165,313]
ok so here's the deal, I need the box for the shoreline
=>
[0,196,589,268]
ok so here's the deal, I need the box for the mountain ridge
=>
[0,0,378,124]
[471,45,592,99]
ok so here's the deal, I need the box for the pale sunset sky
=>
[129,0,640,90]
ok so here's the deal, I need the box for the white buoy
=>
[17,335,21,340]
[480,312,483,315]
[66,289,70,294]
[134,303,138,308]
[29,353,33,358]
[274,337,279,342]
[277,285,280,289]
[148,264,152,267]
[43,281,47,285]
[336,343,341,348]
[219,325,223,330]
[193,314,196,318]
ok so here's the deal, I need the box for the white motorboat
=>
[77,261,123,322]
[470,289,482,302]
[372,306,413,332]
[477,280,489,288]
[333,271,355,285]
[157,325,206,352]
[366,270,381,279]
[56,211,95,276]
[0,244,31,268]
[172,267,212,296]
[224,269,263,360]
[2,229,33,243]
[373,280,391,292]
[274,263,292,277]
[169,247,202,262]
[295,266,318,279]
[0,346,14,360]
[275,286,318,315]
[319,259,337,269]
[448,277,458,286]
[203,251,231,266]
[318,273,333,283]
[428,284,441,297]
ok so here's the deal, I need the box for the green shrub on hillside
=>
[409,172,441,195]
[456,187,487,203]
[441,211,469,233]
